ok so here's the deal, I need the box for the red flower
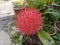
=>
[15,7,42,36]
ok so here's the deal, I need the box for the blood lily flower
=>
[15,7,42,36]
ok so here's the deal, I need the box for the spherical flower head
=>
[15,7,42,36]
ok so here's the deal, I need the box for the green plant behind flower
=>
[26,0,53,10]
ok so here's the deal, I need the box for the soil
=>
[22,34,43,45]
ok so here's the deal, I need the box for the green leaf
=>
[26,0,53,10]
[44,9,60,20]
[37,30,55,45]
[54,0,60,3]
[52,4,60,7]
[47,12,60,20]
[53,32,60,41]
